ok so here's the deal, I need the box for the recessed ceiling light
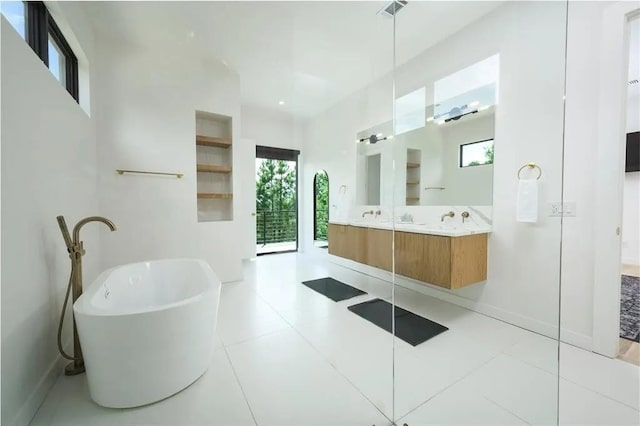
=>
[278,100,285,105]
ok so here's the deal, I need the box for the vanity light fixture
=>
[357,134,391,144]
[278,100,285,105]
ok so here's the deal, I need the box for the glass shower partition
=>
[391,2,568,425]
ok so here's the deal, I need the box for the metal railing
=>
[256,210,297,246]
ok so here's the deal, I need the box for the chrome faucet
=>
[56,216,117,375]
[441,211,455,222]
[362,210,374,218]
[461,211,470,223]
[374,209,382,218]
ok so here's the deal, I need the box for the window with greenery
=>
[1,1,78,101]
[459,139,494,167]
[314,172,329,241]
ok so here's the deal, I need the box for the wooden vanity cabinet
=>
[328,224,488,289]
[346,225,368,264]
[328,224,349,259]
[367,228,393,271]
[328,224,368,263]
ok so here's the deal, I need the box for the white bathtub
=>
[73,258,221,408]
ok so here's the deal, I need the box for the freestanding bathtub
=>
[73,258,221,408]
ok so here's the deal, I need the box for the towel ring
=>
[517,163,542,180]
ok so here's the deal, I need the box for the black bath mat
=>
[302,277,367,302]
[620,275,640,342]
[348,298,448,346]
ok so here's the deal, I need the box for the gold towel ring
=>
[517,163,542,180]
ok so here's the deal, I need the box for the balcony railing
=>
[256,210,297,246]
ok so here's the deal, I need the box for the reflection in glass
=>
[48,35,67,83]
[1,1,26,39]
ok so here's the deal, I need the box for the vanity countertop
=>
[328,220,491,237]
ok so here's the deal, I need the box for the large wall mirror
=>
[355,54,499,207]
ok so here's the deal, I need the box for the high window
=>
[1,1,78,101]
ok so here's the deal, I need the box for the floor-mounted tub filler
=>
[73,258,221,408]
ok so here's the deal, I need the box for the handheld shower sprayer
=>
[56,216,73,252]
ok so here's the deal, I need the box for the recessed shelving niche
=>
[196,111,233,222]
[406,148,422,205]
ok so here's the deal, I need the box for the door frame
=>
[592,2,639,358]
[255,145,301,255]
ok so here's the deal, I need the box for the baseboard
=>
[328,254,594,351]
[11,355,64,426]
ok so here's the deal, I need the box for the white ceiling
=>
[82,1,503,118]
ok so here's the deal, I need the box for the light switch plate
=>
[549,201,576,217]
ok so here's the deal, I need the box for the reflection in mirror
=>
[313,170,329,248]
[355,54,499,207]
[366,154,381,205]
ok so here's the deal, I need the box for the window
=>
[1,2,78,102]
[1,1,26,39]
[460,139,494,167]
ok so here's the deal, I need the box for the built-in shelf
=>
[197,164,232,174]
[196,135,232,149]
[197,192,233,200]
[196,111,233,222]
[406,149,422,206]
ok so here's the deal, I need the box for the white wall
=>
[1,12,100,426]
[241,105,300,151]
[93,37,244,282]
[303,2,569,341]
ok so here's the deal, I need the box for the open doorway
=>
[619,16,640,365]
[255,146,300,255]
[313,170,329,248]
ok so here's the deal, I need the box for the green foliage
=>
[256,159,297,245]
[484,143,494,164]
[314,172,329,241]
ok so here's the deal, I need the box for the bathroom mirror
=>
[355,54,498,207]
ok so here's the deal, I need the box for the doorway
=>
[313,170,329,248]
[255,146,300,255]
[618,15,640,364]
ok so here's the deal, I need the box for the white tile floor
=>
[31,253,640,426]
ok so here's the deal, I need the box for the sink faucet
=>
[56,216,117,376]
[461,211,470,223]
[362,210,374,218]
[374,209,382,218]
[441,211,455,222]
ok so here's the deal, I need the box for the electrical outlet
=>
[549,202,576,217]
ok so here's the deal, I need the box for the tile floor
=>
[31,253,640,426]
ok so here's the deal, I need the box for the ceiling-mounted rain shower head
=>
[378,0,408,18]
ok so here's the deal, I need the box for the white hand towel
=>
[516,179,538,223]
